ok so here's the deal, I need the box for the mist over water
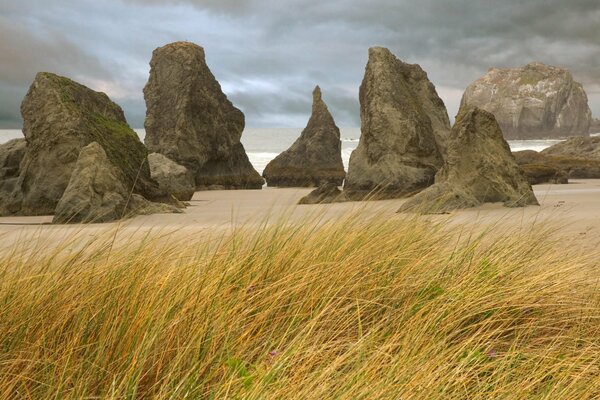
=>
[0,129,574,175]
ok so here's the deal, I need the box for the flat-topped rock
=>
[399,108,538,214]
[514,149,600,180]
[0,72,161,217]
[461,62,592,139]
[344,47,449,200]
[541,136,600,160]
[263,86,345,187]
[143,41,263,190]
[590,118,600,134]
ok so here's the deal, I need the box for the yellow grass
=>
[0,213,599,399]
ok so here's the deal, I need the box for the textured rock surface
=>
[514,149,600,180]
[541,136,600,160]
[399,108,538,214]
[144,41,263,190]
[0,139,27,215]
[590,118,600,134]
[0,72,160,217]
[53,143,179,224]
[298,183,346,205]
[0,139,26,180]
[344,47,449,200]
[148,153,195,201]
[461,62,591,139]
[263,86,345,187]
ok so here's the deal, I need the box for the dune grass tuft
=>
[0,214,599,399]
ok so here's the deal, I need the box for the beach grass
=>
[0,214,598,399]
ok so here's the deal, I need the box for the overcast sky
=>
[1,0,599,128]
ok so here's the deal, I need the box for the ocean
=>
[0,128,568,175]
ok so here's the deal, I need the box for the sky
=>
[0,0,599,128]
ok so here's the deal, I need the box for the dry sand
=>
[1,180,599,254]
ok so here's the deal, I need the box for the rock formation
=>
[53,143,179,224]
[298,183,346,205]
[0,72,162,217]
[541,136,600,160]
[399,108,538,214]
[512,140,600,181]
[263,86,345,187]
[590,118,600,134]
[344,47,450,200]
[0,139,27,215]
[461,62,592,139]
[143,41,263,190]
[148,153,195,201]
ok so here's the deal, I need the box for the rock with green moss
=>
[0,72,163,217]
[143,41,264,190]
[398,108,538,214]
[344,47,449,200]
[461,62,591,139]
[263,86,345,187]
[514,148,600,180]
[53,142,180,224]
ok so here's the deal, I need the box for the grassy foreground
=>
[0,215,599,399]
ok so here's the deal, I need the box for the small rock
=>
[148,152,195,201]
[298,183,346,204]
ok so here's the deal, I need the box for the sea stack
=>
[53,143,179,224]
[143,41,263,190]
[0,72,161,217]
[263,86,345,187]
[344,47,450,200]
[398,108,539,214]
[461,62,592,139]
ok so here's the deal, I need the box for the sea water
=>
[0,128,580,175]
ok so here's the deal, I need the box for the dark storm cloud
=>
[0,0,599,128]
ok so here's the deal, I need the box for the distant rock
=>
[541,136,600,160]
[144,41,263,190]
[298,183,346,205]
[0,72,162,217]
[263,86,345,187]
[148,153,195,201]
[513,148,600,180]
[53,143,180,224]
[590,118,600,134]
[399,108,538,214]
[461,62,591,139]
[344,47,449,200]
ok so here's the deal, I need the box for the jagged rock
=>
[541,136,600,160]
[263,86,345,187]
[298,183,346,205]
[53,143,180,224]
[461,62,592,139]
[590,118,600,134]
[143,41,263,190]
[148,153,195,201]
[514,149,600,180]
[0,72,162,217]
[399,108,538,214]
[344,47,449,200]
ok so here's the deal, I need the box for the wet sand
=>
[1,180,599,254]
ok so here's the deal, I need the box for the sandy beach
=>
[1,180,599,254]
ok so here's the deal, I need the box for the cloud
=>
[0,0,598,129]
